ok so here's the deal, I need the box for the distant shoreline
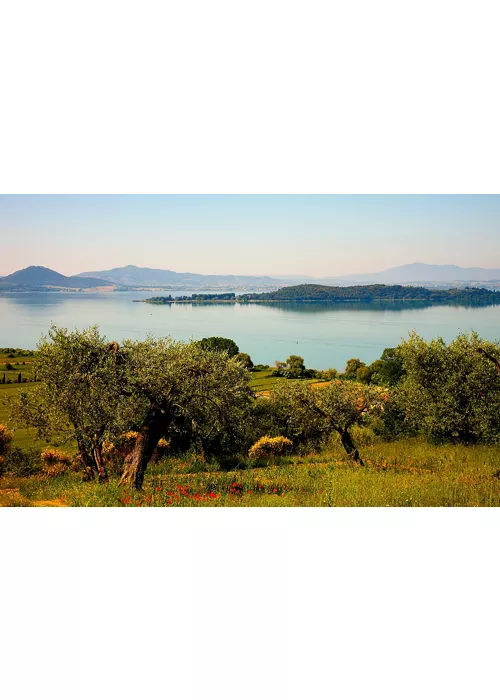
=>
[138,297,500,306]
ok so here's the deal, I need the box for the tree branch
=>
[477,347,500,374]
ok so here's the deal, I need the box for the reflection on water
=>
[249,300,500,313]
[1,291,499,370]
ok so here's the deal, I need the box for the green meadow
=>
[2,436,499,507]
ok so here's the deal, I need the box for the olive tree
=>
[118,338,253,488]
[396,332,500,443]
[266,382,327,448]
[266,380,387,463]
[311,381,387,463]
[13,325,132,481]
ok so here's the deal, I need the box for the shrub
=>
[2,446,43,476]
[151,437,170,463]
[248,435,293,460]
[105,431,139,460]
[350,425,379,447]
[0,424,13,456]
[41,448,72,477]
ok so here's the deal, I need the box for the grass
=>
[0,382,70,450]
[249,368,325,393]
[2,437,500,507]
[0,352,36,384]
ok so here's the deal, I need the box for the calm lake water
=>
[1,291,499,370]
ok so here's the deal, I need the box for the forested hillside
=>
[238,283,500,303]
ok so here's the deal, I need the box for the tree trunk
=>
[77,436,97,481]
[337,427,364,465]
[119,408,165,489]
[93,443,108,483]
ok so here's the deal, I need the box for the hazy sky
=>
[0,194,499,277]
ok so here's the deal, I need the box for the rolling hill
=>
[0,266,110,290]
[317,263,500,285]
[76,264,283,288]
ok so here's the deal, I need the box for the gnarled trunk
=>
[93,443,108,483]
[337,427,364,465]
[77,436,97,481]
[119,407,165,489]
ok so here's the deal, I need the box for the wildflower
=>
[156,486,161,491]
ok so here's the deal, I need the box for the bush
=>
[2,446,43,476]
[248,435,293,460]
[350,425,379,447]
[151,437,170,463]
[0,424,13,456]
[41,448,72,477]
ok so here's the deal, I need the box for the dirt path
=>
[0,488,67,507]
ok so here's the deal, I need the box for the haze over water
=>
[1,291,499,370]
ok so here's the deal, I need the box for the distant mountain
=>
[324,263,500,285]
[0,266,109,289]
[77,265,283,288]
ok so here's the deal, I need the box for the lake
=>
[1,291,499,370]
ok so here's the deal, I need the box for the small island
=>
[140,284,500,305]
[137,292,237,304]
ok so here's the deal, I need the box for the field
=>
[0,350,36,384]
[249,368,326,393]
[0,384,53,449]
[1,437,500,507]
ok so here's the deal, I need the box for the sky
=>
[0,194,499,277]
